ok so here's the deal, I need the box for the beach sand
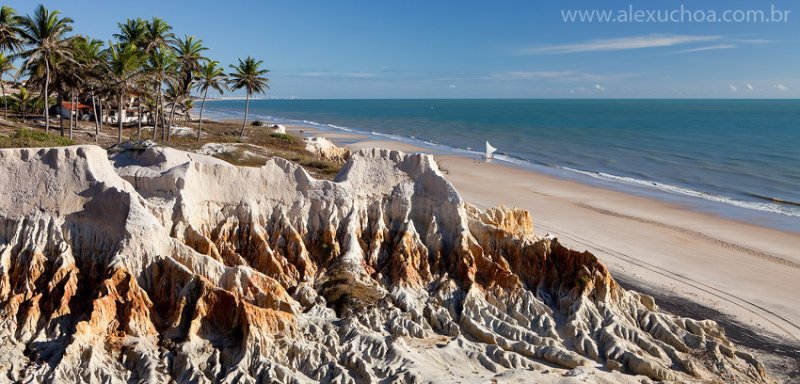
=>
[284,122,800,375]
[332,134,800,377]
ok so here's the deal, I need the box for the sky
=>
[4,0,799,98]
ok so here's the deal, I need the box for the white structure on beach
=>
[485,141,497,160]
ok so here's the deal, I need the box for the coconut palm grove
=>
[0,4,270,143]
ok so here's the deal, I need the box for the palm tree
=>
[10,87,34,121]
[106,41,146,143]
[164,79,186,142]
[142,18,173,54]
[0,5,21,53]
[183,98,193,125]
[114,18,150,137]
[0,6,18,121]
[132,78,151,139]
[146,48,177,140]
[172,35,207,94]
[0,53,13,119]
[71,37,105,141]
[227,57,269,138]
[193,60,226,140]
[15,5,74,133]
[114,18,147,47]
[51,47,83,137]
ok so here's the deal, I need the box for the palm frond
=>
[227,56,270,96]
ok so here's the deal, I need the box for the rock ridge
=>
[0,144,772,383]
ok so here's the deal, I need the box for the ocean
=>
[202,99,800,232]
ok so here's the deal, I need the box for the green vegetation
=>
[0,4,342,179]
[161,120,343,179]
[0,128,75,148]
[269,132,294,143]
[0,4,270,144]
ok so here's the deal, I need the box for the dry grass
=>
[0,128,75,148]
[318,268,385,316]
[0,115,344,179]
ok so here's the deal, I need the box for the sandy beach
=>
[285,125,800,377]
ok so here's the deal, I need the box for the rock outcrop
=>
[304,136,350,162]
[0,145,771,383]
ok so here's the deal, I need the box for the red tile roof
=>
[61,101,92,110]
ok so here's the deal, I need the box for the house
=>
[58,101,93,120]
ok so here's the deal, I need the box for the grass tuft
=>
[269,133,294,143]
[0,129,76,148]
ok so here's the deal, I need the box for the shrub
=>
[270,133,294,143]
[251,120,264,127]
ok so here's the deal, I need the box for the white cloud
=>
[519,34,720,54]
[746,83,754,91]
[729,84,738,92]
[594,84,605,91]
[674,44,736,54]
[449,84,457,89]
[774,84,790,91]
[733,38,772,44]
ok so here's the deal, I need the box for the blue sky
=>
[5,0,799,98]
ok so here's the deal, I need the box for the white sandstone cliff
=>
[304,137,350,162]
[0,144,772,383]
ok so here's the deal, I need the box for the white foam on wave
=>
[561,167,800,218]
[200,107,800,221]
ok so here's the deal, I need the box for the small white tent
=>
[485,141,497,160]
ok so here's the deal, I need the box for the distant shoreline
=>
[200,96,299,101]
[198,99,800,234]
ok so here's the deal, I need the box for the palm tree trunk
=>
[72,93,77,139]
[118,92,124,144]
[240,93,250,138]
[153,84,160,140]
[2,82,7,120]
[167,102,176,142]
[68,93,74,140]
[59,93,65,136]
[91,92,99,142]
[99,99,104,134]
[160,92,167,141]
[197,87,208,141]
[44,59,50,133]
[137,95,142,140]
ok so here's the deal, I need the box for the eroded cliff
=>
[0,145,771,383]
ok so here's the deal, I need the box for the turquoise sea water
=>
[203,99,800,232]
